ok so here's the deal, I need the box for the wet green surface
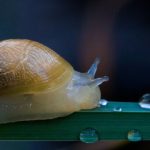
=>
[0,102,150,141]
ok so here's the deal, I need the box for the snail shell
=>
[0,39,108,123]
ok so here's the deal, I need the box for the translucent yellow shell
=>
[0,39,73,95]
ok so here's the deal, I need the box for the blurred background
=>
[0,0,149,149]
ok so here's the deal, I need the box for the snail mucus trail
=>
[0,39,108,123]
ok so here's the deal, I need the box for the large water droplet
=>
[79,128,99,143]
[127,129,142,141]
[99,99,108,106]
[139,93,150,109]
[113,107,122,112]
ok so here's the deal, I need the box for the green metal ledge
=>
[0,101,150,141]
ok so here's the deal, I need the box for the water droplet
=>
[99,99,108,106]
[113,107,122,112]
[139,93,150,109]
[127,129,142,141]
[79,128,99,143]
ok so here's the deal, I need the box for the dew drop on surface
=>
[127,129,142,142]
[139,93,150,109]
[113,107,122,112]
[79,128,99,143]
[99,99,108,106]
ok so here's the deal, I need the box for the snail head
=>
[67,58,109,109]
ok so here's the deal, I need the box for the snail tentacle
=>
[87,76,109,87]
[87,57,100,78]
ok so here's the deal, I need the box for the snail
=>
[0,39,108,124]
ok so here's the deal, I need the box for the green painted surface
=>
[0,101,150,140]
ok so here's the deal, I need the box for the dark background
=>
[0,0,150,101]
[0,0,150,149]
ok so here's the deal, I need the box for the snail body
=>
[0,39,108,123]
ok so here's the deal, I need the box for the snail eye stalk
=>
[87,58,100,78]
